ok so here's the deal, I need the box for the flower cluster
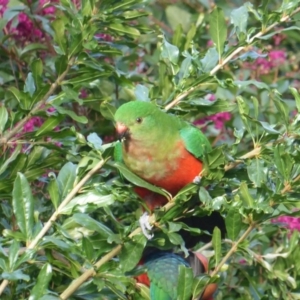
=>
[272,216,300,233]
[245,49,287,75]
[1,0,57,44]
[194,94,232,131]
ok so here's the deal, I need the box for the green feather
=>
[180,126,211,158]
[146,253,189,300]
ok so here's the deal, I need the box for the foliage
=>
[0,0,300,299]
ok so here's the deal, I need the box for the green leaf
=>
[177,265,193,300]
[239,182,254,208]
[8,240,20,270]
[100,101,116,121]
[114,162,170,199]
[35,115,64,137]
[247,159,266,187]
[134,84,149,101]
[200,47,219,73]
[290,87,300,112]
[8,87,31,110]
[57,162,77,200]
[230,4,249,35]
[0,106,8,134]
[31,59,43,88]
[12,173,34,240]
[48,174,60,209]
[82,237,94,261]
[55,55,68,75]
[109,23,140,37]
[120,234,147,272]
[60,191,114,215]
[165,5,192,32]
[52,19,66,54]
[212,227,221,266]
[54,106,88,123]
[1,270,30,282]
[29,264,52,300]
[87,132,103,150]
[225,207,242,240]
[161,38,179,65]
[209,7,227,57]
[65,213,114,238]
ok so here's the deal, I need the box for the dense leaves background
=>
[1,0,300,299]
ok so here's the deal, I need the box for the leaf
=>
[209,7,227,57]
[134,84,149,101]
[8,240,20,270]
[161,37,179,65]
[290,87,300,112]
[177,265,193,300]
[60,192,114,215]
[87,132,103,150]
[0,106,8,134]
[82,237,94,261]
[239,182,254,208]
[200,47,219,73]
[100,101,116,121]
[55,55,68,75]
[64,213,114,238]
[119,234,147,272]
[212,227,221,266]
[29,264,52,300]
[165,5,192,32]
[48,174,60,209]
[114,162,170,199]
[225,207,242,240]
[230,4,249,35]
[35,115,64,136]
[52,19,66,54]
[54,106,88,123]
[12,173,34,240]
[109,23,140,36]
[1,270,30,281]
[57,162,77,200]
[8,87,32,110]
[247,159,266,187]
[31,59,43,88]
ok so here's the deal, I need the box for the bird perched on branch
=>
[114,100,210,209]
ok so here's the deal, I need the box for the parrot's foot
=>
[193,175,202,184]
[139,212,153,239]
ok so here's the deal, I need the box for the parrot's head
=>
[114,101,161,142]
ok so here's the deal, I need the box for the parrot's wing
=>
[180,125,211,158]
[146,253,189,300]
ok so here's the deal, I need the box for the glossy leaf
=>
[12,173,34,240]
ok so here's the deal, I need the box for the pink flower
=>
[23,117,44,133]
[194,95,231,130]
[269,50,286,67]
[272,216,300,232]
[0,0,8,17]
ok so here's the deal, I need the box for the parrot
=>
[135,251,217,300]
[114,100,211,210]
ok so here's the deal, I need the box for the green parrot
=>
[136,251,216,300]
[114,101,211,210]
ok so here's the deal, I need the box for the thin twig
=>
[0,158,108,296]
[164,7,300,110]
[0,57,75,146]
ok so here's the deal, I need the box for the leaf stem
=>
[0,158,107,295]
[164,7,300,110]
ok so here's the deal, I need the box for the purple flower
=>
[272,216,300,233]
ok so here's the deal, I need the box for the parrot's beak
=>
[116,122,129,141]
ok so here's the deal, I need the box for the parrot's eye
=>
[136,117,143,124]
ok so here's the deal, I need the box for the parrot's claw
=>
[139,212,153,239]
[193,175,202,184]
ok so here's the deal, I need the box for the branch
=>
[60,201,175,299]
[164,7,300,110]
[0,158,108,296]
[0,57,75,146]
